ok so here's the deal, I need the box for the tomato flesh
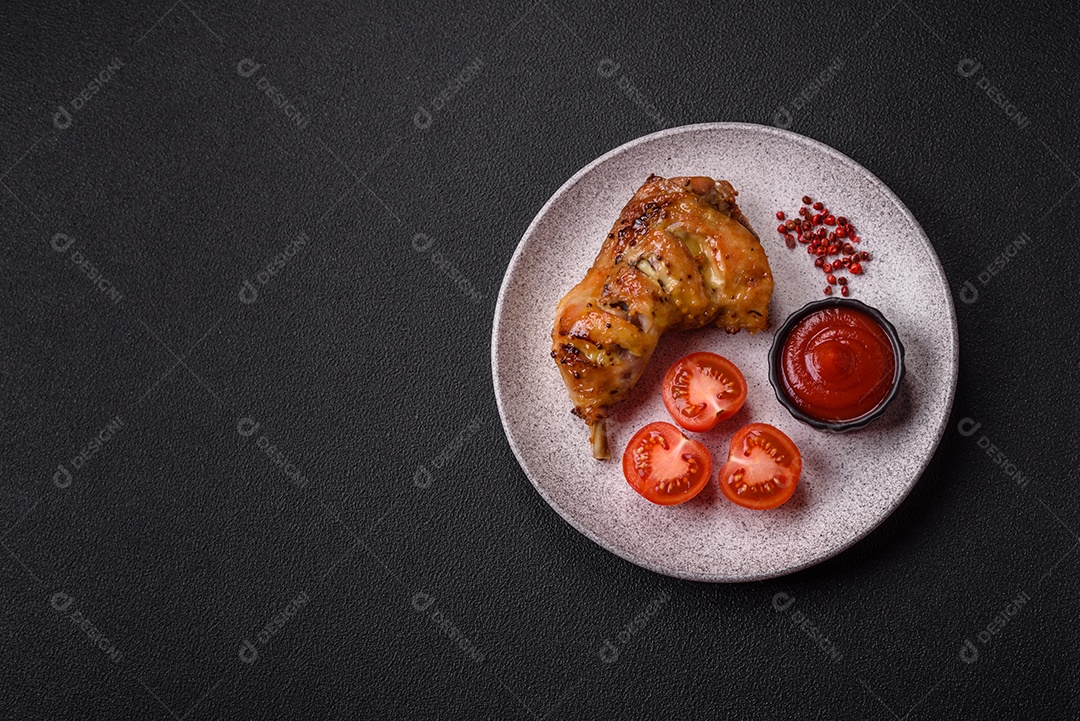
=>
[717,423,802,510]
[622,422,712,505]
[662,352,748,432]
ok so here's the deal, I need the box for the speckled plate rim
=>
[491,122,959,582]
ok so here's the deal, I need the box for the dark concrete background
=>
[2,1,1078,718]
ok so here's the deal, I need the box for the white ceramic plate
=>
[492,123,958,582]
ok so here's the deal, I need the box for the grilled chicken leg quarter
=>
[551,175,774,459]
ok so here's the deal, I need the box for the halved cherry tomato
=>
[622,422,712,505]
[717,423,802,510]
[662,352,747,432]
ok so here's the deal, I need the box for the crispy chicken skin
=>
[551,175,774,459]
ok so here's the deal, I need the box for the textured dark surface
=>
[2,1,1078,718]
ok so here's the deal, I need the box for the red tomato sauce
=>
[780,306,897,422]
